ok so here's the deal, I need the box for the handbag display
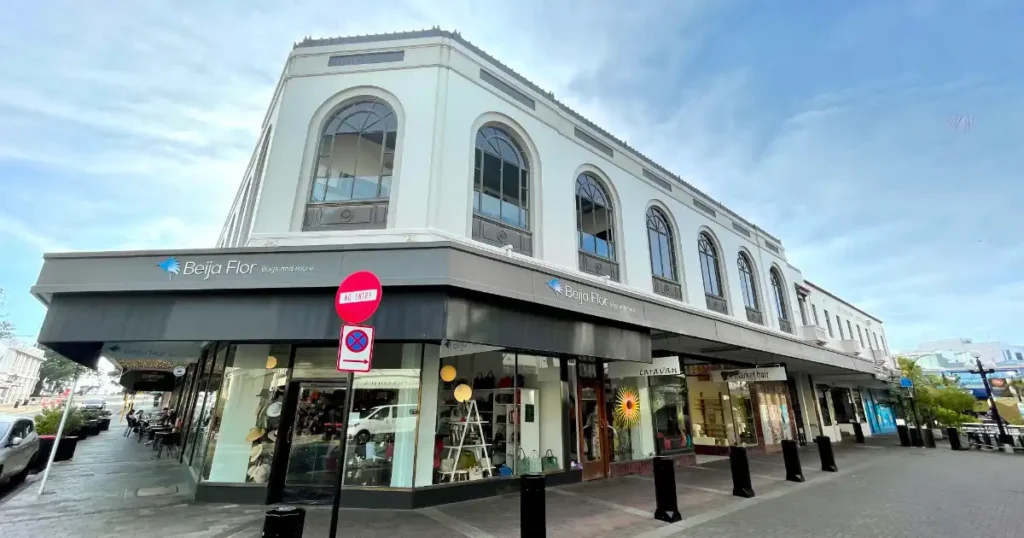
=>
[541,449,560,472]
[440,457,455,473]
[457,449,478,470]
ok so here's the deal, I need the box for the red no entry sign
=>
[335,271,383,324]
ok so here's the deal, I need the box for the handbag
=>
[469,466,484,480]
[516,448,529,474]
[440,457,455,473]
[498,376,513,388]
[528,450,541,473]
[498,464,513,476]
[473,373,485,389]
[483,370,496,390]
[457,449,477,470]
[541,449,559,472]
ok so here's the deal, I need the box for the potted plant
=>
[98,410,112,431]
[33,405,84,468]
[80,409,102,436]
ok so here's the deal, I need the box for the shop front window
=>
[727,381,758,446]
[186,343,225,473]
[817,387,833,426]
[649,375,693,454]
[282,343,422,499]
[202,344,290,483]
[604,363,649,462]
[433,347,564,484]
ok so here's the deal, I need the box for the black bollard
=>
[521,474,546,537]
[815,436,838,472]
[781,439,804,482]
[947,427,963,451]
[729,445,755,498]
[852,422,865,443]
[652,456,681,523]
[909,427,923,447]
[922,428,936,448]
[896,425,911,447]
[262,506,305,538]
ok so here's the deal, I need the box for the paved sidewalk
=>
[5,434,1011,537]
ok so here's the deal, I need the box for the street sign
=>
[172,366,186,377]
[338,325,375,373]
[899,377,913,388]
[335,271,383,324]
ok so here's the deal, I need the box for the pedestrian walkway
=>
[3,434,1000,538]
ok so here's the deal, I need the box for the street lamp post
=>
[968,352,1013,448]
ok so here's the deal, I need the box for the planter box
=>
[98,418,111,431]
[85,420,101,436]
[35,435,79,469]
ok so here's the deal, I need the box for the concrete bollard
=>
[262,506,305,538]
[852,422,865,443]
[896,425,911,447]
[652,456,682,523]
[521,474,546,537]
[947,427,963,451]
[729,445,755,498]
[816,436,838,472]
[909,427,924,447]
[922,428,936,448]
[781,439,804,482]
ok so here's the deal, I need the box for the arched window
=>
[471,125,534,255]
[738,252,762,324]
[647,207,681,300]
[770,267,792,333]
[473,126,529,229]
[304,99,397,231]
[576,173,619,280]
[699,232,728,314]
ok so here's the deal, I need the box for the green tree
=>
[32,349,80,396]
[1009,378,1024,402]
[0,287,15,341]
[895,354,978,428]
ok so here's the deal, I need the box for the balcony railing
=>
[705,294,729,315]
[302,200,388,231]
[471,214,533,256]
[840,339,863,356]
[799,324,828,344]
[745,308,763,325]
[778,318,793,334]
[652,276,683,301]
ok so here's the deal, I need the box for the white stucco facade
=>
[0,340,45,405]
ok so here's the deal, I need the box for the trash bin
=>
[262,506,306,538]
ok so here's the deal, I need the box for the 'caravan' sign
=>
[711,366,787,383]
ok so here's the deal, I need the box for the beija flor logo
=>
[546,278,563,295]
[157,257,181,279]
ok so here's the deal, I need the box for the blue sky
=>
[0,1,1021,350]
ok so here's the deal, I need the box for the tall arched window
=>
[647,207,681,300]
[770,268,792,333]
[699,232,728,314]
[304,99,397,231]
[471,125,533,255]
[576,173,619,280]
[738,252,762,324]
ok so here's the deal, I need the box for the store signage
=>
[335,271,383,324]
[711,366,787,383]
[338,324,375,373]
[157,256,316,280]
[545,278,638,315]
[607,356,680,378]
[440,340,504,358]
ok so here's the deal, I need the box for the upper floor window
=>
[473,126,529,230]
[646,207,682,300]
[304,99,397,231]
[837,316,845,339]
[770,269,789,321]
[576,173,619,280]
[737,253,759,311]
[846,320,854,340]
[699,232,728,315]
[824,310,834,337]
[811,304,820,326]
[857,325,865,346]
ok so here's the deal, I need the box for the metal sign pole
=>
[328,371,357,537]
[38,366,82,496]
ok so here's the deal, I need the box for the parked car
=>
[80,398,106,411]
[347,404,418,445]
[0,415,40,485]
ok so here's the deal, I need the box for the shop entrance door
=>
[578,378,609,480]
[279,381,350,504]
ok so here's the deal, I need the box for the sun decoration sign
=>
[614,386,641,428]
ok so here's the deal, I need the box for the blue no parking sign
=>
[337,324,374,372]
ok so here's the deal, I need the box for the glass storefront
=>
[433,346,564,484]
[648,375,692,454]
